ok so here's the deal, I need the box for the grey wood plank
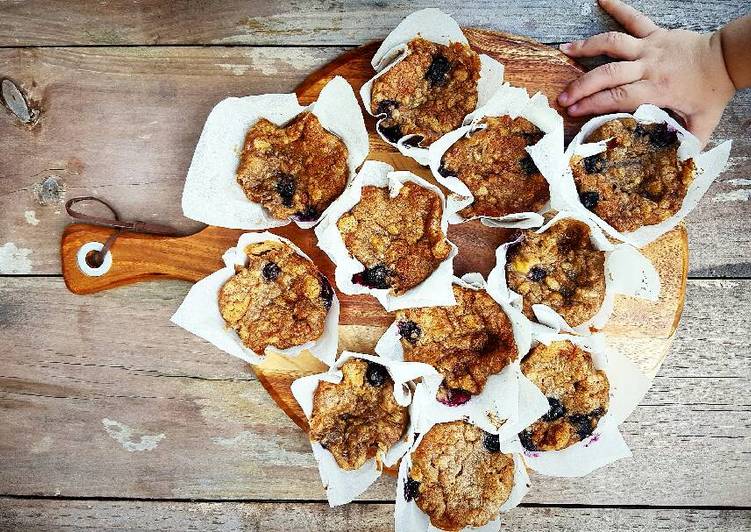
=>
[1,498,750,531]
[0,0,745,46]
[0,278,748,505]
[1,46,749,277]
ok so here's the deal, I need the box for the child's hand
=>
[557,0,736,146]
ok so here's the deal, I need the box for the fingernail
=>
[558,92,570,105]
[559,43,571,52]
[568,104,579,115]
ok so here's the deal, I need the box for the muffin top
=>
[395,285,517,398]
[405,420,515,531]
[571,117,694,232]
[505,218,606,326]
[440,115,549,218]
[519,340,610,451]
[236,112,349,222]
[371,37,481,146]
[337,181,452,295]
[309,358,409,470]
[218,240,333,354]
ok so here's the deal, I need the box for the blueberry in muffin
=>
[406,420,515,530]
[439,115,549,218]
[337,181,452,294]
[519,340,610,451]
[371,37,481,146]
[218,240,332,353]
[505,218,606,326]
[236,112,349,221]
[309,358,409,470]
[570,117,694,233]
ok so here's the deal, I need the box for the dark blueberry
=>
[482,431,501,453]
[402,135,424,147]
[559,285,575,299]
[648,123,679,148]
[582,153,606,174]
[424,54,452,86]
[379,123,403,143]
[375,99,399,117]
[528,266,547,282]
[437,161,453,178]
[519,153,539,176]
[634,123,650,138]
[579,191,600,210]
[319,275,334,310]
[366,361,390,387]
[295,205,319,222]
[262,261,281,281]
[522,131,544,145]
[404,477,421,501]
[568,413,595,441]
[518,429,538,451]
[397,320,421,344]
[542,397,566,422]
[352,264,392,289]
[276,173,296,207]
[437,387,472,407]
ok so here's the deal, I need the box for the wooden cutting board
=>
[60,29,688,433]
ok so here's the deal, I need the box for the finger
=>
[559,61,644,106]
[598,0,659,38]
[686,112,722,149]
[560,32,642,60]
[566,80,659,116]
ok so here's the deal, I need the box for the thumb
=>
[685,110,723,149]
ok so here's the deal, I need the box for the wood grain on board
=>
[0,277,748,505]
[0,0,745,46]
[1,46,748,276]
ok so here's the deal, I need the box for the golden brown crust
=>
[337,181,452,295]
[236,112,349,221]
[218,241,332,354]
[570,117,695,233]
[407,421,515,530]
[395,286,517,395]
[440,115,549,218]
[309,358,409,470]
[505,218,606,326]
[520,341,610,451]
[371,37,481,146]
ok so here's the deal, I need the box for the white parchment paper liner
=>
[359,8,505,166]
[315,160,458,311]
[375,272,546,439]
[395,383,532,532]
[182,75,369,230]
[427,83,565,228]
[487,211,660,334]
[290,351,439,507]
[548,104,732,247]
[170,232,339,365]
[519,331,651,477]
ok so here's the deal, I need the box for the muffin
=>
[570,117,695,233]
[519,340,610,451]
[405,420,515,530]
[309,358,409,470]
[337,181,452,294]
[218,240,333,353]
[505,218,606,326]
[439,115,549,218]
[371,37,481,146]
[236,112,349,221]
[394,285,516,402]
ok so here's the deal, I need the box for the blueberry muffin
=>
[505,218,606,326]
[519,340,610,451]
[309,358,409,470]
[570,118,695,233]
[405,421,515,530]
[395,285,516,403]
[337,181,452,294]
[439,115,549,218]
[371,37,481,146]
[218,240,333,353]
[236,112,349,221]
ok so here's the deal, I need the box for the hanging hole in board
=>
[77,241,113,277]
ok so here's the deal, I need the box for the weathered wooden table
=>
[1,2,749,530]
